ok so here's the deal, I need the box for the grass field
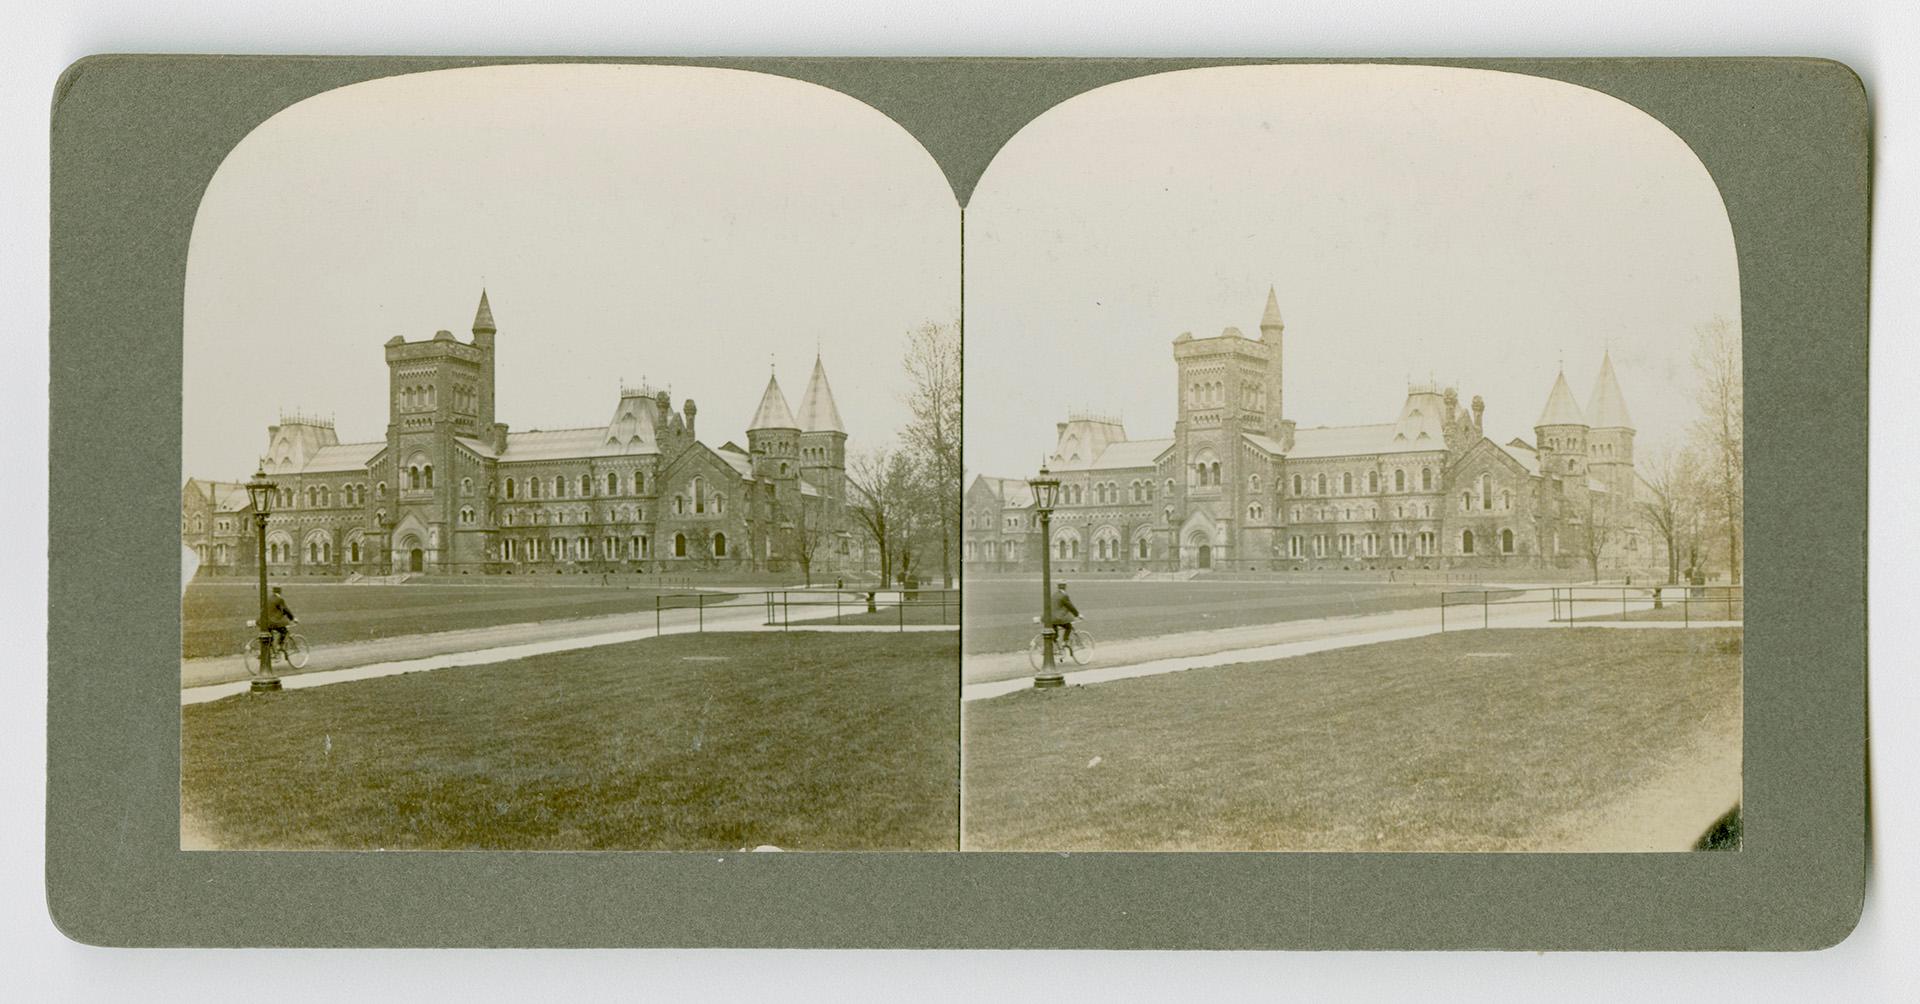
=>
[182,581,733,660]
[962,628,1741,851]
[183,632,958,850]
[961,578,1453,654]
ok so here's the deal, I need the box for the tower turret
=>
[1584,351,1637,501]
[796,354,848,501]
[1534,369,1590,480]
[747,371,801,483]
[470,289,498,429]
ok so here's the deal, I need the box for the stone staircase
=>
[344,572,413,585]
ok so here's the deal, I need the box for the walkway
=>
[184,611,955,706]
[964,588,1738,701]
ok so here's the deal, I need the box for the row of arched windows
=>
[1290,467,1434,497]
[1458,529,1517,555]
[503,471,649,500]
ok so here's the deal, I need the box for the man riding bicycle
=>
[262,586,296,647]
[1048,582,1080,647]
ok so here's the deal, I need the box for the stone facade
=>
[965,289,1661,578]
[184,292,863,578]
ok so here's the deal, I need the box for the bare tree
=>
[847,447,901,587]
[1580,494,1616,583]
[1640,445,1705,585]
[1692,315,1743,582]
[783,498,831,588]
[901,320,962,588]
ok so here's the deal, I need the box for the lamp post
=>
[245,467,281,693]
[1029,466,1063,689]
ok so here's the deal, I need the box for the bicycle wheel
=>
[282,633,312,669]
[1027,633,1046,672]
[1065,630,1095,666]
[241,636,263,674]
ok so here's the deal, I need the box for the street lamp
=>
[1029,465,1063,689]
[245,467,281,693]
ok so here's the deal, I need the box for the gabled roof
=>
[1584,352,1634,429]
[1283,424,1447,460]
[974,475,1035,509]
[748,373,799,431]
[1500,438,1542,476]
[716,449,754,480]
[794,356,845,434]
[1537,371,1586,427]
[493,427,607,462]
[1086,438,1174,470]
[300,440,384,473]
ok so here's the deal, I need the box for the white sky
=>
[964,64,1740,479]
[184,64,958,479]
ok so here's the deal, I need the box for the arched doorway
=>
[1197,543,1213,569]
[408,548,424,572]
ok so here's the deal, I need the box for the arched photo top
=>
[184,63,958,481]
[963,63,1739,479]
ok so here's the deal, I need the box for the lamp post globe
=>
[245,467,282,693]
[1028,465,1063,689]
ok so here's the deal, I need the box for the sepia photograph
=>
[177,64,962,851]
[960,65,1745,852]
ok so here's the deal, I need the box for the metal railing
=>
[1440,583,1743,631]
[653,588,959,634]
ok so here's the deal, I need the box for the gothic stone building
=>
[964,288,1660,578]
[183,291,862,578]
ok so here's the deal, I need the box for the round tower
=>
[1533,369,1590,480]
[746,371,800,482]
[1584,352,1636,490]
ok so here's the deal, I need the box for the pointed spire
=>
[795,354,846,434]
[748,371,799,431]
[1584,352,1635,429]
[1260,285,1284,334]
[1536,369,1586,427]
[471,289,496,335]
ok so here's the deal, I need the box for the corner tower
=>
[747,370,801,484]
[795,355,847,502]
[1584,352,1636,496]
[1533,369,1590,481]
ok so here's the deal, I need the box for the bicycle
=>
[241,618,311,672]
[1027,616,1095,671]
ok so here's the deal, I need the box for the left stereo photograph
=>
[178,64,963,851]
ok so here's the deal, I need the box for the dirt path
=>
[182,603,770,688]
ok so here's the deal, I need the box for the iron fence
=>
[1439,584,1743,631]
[653,588,959,634]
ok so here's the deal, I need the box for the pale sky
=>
[185,64,958,480]
[964,64,1740,479]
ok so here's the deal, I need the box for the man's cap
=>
[1057,583,1069,590]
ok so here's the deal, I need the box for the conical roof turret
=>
[748,371,799,431]
[471,289,496,335]
[1584,352,1634,429]
[1260,285,1284,334]
[795,355,846,434]
[1535,370,1586,427]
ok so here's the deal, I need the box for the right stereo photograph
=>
[959,64,1744,853]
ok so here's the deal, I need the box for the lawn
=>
[783,599,958,629]
[962,628,1742,851]
[181,581,733,660]
[183,632,958,850]
[961,578,1452,654]
[1574,594,1744,623]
